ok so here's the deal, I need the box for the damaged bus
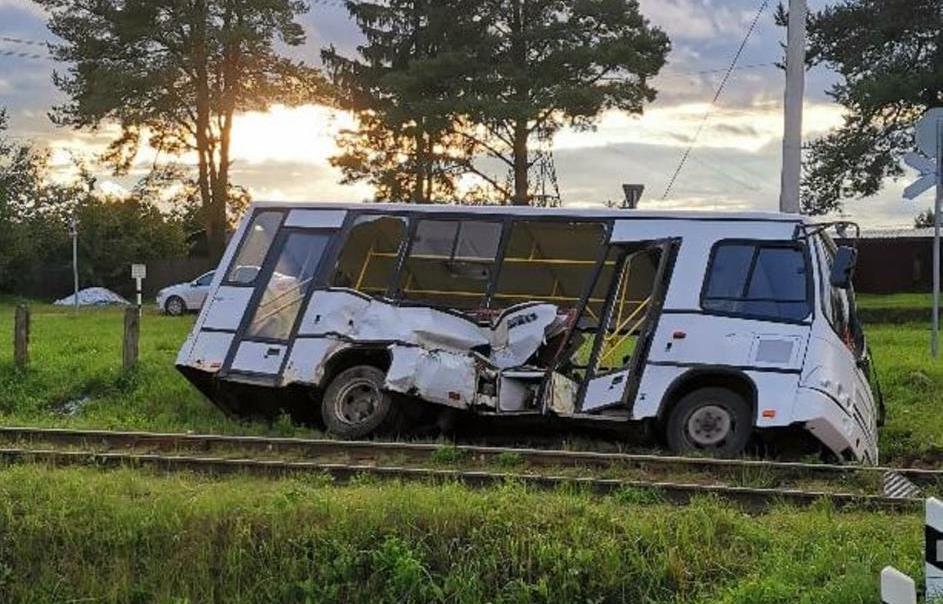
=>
[177,202,883,462]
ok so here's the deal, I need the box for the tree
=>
[37,0,330,258]
[467,0,670,204]
[322,0,485,203]
[790,0,942,215]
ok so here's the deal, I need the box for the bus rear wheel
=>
[665,387,752,457]
[321,365,398,439]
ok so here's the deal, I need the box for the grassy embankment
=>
[0,464,926,604]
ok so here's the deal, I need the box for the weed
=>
[430,445,467,465]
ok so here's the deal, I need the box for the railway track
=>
[0,426,936,511]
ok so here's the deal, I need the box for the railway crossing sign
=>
[904,108,943,356]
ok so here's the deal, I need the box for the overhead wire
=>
[660,0,772,200]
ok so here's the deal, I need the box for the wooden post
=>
[14,305,29,369]
[123,306,139,370]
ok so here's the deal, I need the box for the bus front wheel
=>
[665,387,752,458]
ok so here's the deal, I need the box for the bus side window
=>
[226,211,283,285]
[330,215,407,295]
[398,219,502,310]
[492,221,607,312]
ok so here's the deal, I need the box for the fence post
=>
[929,497,943,599]
[122,306,139,370]
[14,305,29,369]
[880,567,916,604]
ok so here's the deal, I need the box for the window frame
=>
[221,208,288,288]
[699,238,814,325]
[395,217,505,310]
[327,213,410,297]
[330,209,616,320]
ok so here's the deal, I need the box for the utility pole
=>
[779,0,807,214]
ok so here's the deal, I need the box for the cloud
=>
[639,0,757,41]
[0,0,46,18]
[553,100,845,154]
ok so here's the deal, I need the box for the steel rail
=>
[0,426,940,481]
[0,447,921,512]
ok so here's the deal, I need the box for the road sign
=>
[904,175,936,200]
[916,108,943,158]
[907,108,943,356]
[131,264,146,314]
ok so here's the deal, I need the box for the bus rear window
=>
[702,241,810,321]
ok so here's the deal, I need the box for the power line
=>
[661,0,772,201]
[0,36,48,47]
[0,48,51,61]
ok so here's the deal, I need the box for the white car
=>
[157,271,215,316]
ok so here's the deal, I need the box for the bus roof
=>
[248,201,810,224]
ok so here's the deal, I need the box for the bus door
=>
[577,239,676,414]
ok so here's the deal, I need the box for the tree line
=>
[23,0,671,261]
[1,0,939,286]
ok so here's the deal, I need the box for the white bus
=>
[176,203,883,462]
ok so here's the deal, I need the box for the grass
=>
[0,298,937,602]
[2,298,943,464]
[0,299,314,437]
[0,464,925,604]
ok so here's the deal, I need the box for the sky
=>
[0,0,931,228]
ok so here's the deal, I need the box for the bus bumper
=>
[792,386,878,464]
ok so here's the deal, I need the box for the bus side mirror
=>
[830,246,857,289]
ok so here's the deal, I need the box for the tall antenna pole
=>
[779,0,807,214]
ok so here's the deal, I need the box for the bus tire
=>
[321,365,397,439]
[665,387,752,457]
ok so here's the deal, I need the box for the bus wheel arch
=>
[318,346,400,438]
[657,368,757,457]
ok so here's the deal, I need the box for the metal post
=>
[779,0,807,214]
[933,119,942,358]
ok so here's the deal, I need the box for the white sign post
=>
[905,108,943,357]
[929,497,943,599]
[131,264,147,316]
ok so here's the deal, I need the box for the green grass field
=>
[0,297,938,602]
[0,465,925,604]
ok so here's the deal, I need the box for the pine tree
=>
[467,0,670,204]
[323,0,485,203]
[37,0,329,258]
[784,0,943,214]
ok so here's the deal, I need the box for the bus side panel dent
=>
[282,338,346,385]
[385,345,478,409]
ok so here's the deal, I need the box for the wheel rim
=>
[685,404,733,447]
[168,299,182,315]
[334,378,381,425]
